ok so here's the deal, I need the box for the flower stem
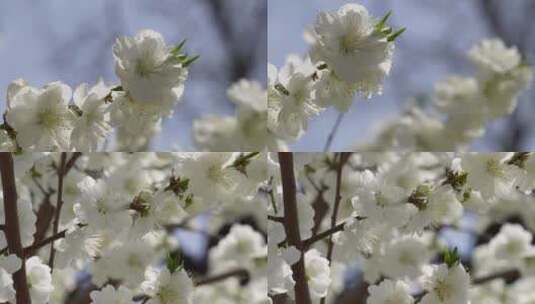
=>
[323,112,345,152]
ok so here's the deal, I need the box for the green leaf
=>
[387,27,406,42]
[166,252,183,274]
[375,10,392,32]
[443,247,460,268]
[184,194,194,208]
[165,176,190,197]
[182,54,200,67]
[171,39,187,55]
[381,27,393,35]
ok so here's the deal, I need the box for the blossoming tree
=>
[268,152,535,304]
[0,152,268,303]
[268,3,533,151]
[0,29,269,152]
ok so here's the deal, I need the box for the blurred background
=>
[0,0,267,150]
[269,0,535,152]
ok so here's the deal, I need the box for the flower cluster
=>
[268,4,402,143]
[193,79,286,151]
[0,152,268,304]
[362,39,533,151]
[269,1,533,151]
[0,30,197,152]
[268,152,535,304]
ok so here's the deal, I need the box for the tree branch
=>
[65,152,82,174]
[278,152,312,304]
[25,228,68,257]
[322,153,350,304]
[303,216,365,249]
[0,153,31,304]
[325,153,350,261]
[48,152,67,271]
[195,268,250,286]
[323,112,345,152]
[472,269,520,285]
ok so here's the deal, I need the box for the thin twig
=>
[268,215,284,223]
[303,216,365,249]
[268,177,279,214]
[325,153,350,261]
[278,152,312,304]
[48,152,67,271]
[321,153,350,304]
[25,228,69,257]
[472,269,520,285]
[195,268,250,286]
[323,112,345,152]
[0,153,31,303]
[65,152,82,174]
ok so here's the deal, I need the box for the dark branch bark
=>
[278,152,312,304]
[48,152,67,271]
[325,153,350,261]
[322,153,350,304]
[323,113,346,152]
[472,269,520,285]
[0,153,31,304]
[25,228,68,257]
[64,152,82,174]
[303,216,365,250]
[33,195,55,245]
[195,268,249,286]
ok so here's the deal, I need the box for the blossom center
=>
[339,33,361,54]
[158,284,178,304]
[135,58,156,78]
[485,158,504,177]
[37,108,61,129]
[434,280,452,301]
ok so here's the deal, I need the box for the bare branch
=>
[323,113,346,152]
[48,152,67,271]
[278,152,312,304]
[195,268,250,286]
[0,153,31,303]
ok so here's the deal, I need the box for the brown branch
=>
[472,269,520,285]
[323,112,345,152]
[33,195,55,245]
[304,222,346,249]
[25,228,68,257]
[48,152,67,271]
[0,153,31,304]
[268,215,284,223]
[303,216,365,250]
[325,153,350,261]
[195,268,250,286]
[278,152,312,304]
[322,153,350,304]
[65,152,82,174]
